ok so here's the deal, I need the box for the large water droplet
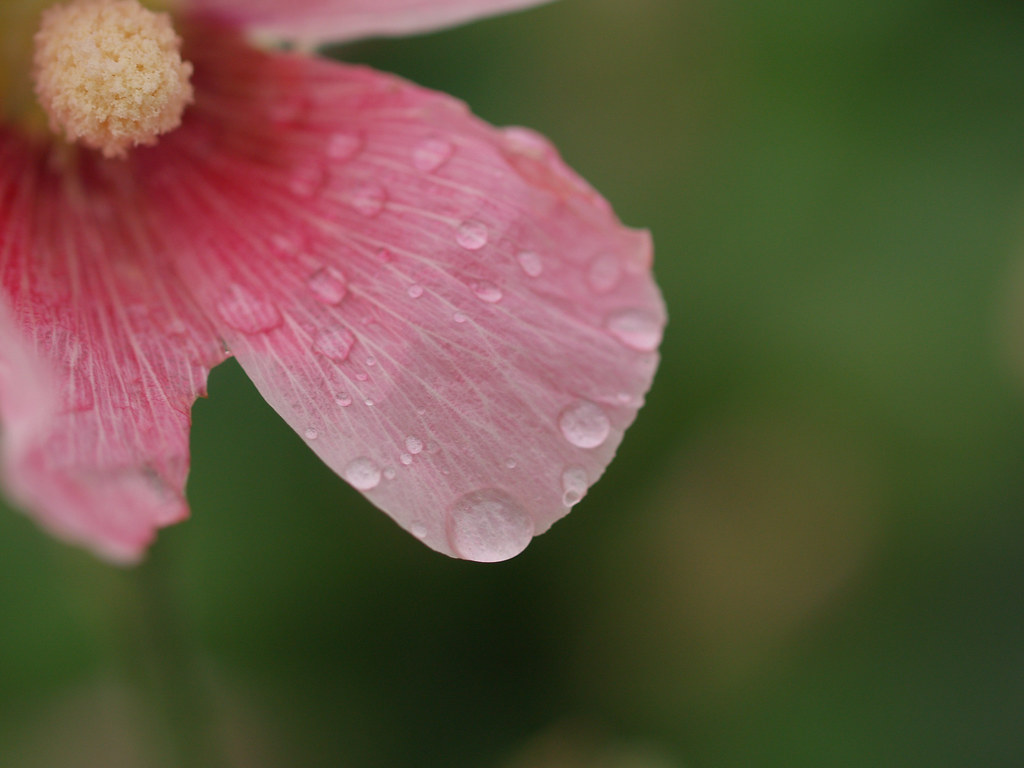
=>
[344,457,381,490]
[456,220,489,250]
[561,466,588,507]
[326,131,362,161]
[558,400,611,449]
[400,452,413,465]
[307,267,347,305]
[216,285,283,334]
[471,280,503,303]
[304,427,319,440]
[407,284,424,299]
[413,138,454,172]
[447,488,534,562]
[605,308,663,352]
[516,250,543,277]
[405,436,423,454]
[312,325,356,362]
[345,184,387,216]
[587,253,622,294]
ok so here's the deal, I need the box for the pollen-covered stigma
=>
[32,0,192,159]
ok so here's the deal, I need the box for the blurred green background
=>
[2,0,1023,765]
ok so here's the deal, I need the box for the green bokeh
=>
[2,1,1023,766]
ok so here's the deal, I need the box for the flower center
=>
[31,0,192,158]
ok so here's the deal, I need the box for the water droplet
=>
[405,436,423,455]
[561,466,588,507]
[452,311,468,324]
[312,325,356,362]
[344,457,381,490]
[326,131,361,160]
[216,285,283,334]
[412,138,454,172]
[504,457,517,469]
[270,232,300,255]
[383,466,397,480]
[447,488,534,562]
[587,253,622,294]
[605,308,663,352]
[407,284,424,299]
[304,427,319,440]
[335,393,353,407]
[516,250,543,277]
[471,280,503,303]
[411,522,428,539]
[269,92,305,124]
[365,356,377,367]
[307,267,347,305]
[456,220,489,250]
[558,400,611,449]
[345,184,387,216]
[288,162,325,198]
[400,453,413,465]
[364,398,375,406]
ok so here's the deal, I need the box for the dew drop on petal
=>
[516,250,543,277]
[365,356,377,367]
[558,400,611,449]
[304,427,319,440]
[447,488,534,562]
[410,522,428,539]
[344,457,381,490]
[346,184,387,216]
[471,280,503,303]
[288,162,326,198]
[452,311,468,324]
[335,393,353,407]
[412,138,454,172]
[587,252,622,294]
[407,284,424,299]
[405,436,423,455]
[326,131,361,160]
[312,325,356,362]
[605,308,664,352]
[456,220,489,250]
[504,457,517,469]
[383,466,397,480]
[561,466,588,507]
[216,285,283,334]
[364,398,375,406]
[400,453,413,465]
[307,267,347,305]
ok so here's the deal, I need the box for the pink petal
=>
[152,27,664,561]
[0,130,228,562]
[180,0,553,45]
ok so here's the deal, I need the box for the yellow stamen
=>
[32,0,192,158]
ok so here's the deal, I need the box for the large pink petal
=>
[0,131,228,562]
[145,26,664,561]
[179,0,552,45]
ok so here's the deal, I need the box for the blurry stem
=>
[114,544,225,768]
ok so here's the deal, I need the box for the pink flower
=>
[0,0,664,563]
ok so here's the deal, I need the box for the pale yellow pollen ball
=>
[32,0,193,159]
